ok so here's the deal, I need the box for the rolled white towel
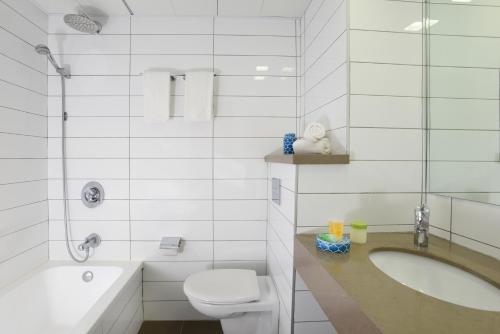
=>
[304,122,326,141]
[293,137,332,155]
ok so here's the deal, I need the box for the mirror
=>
[427,0,500,205]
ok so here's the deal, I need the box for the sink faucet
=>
[414,205,430,248]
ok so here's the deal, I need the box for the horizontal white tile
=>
[131,16,213,34]
[130,180,212,199]
[430,130,499,161]
[48,116,129,138]
[0,180,47,211]
[48,138,129,158]
[214,180,267,200]
[0,222,47,263]
[214,221,266,240]
[131,241,213,261]
[350,0,422,33]
[0,54,46,95]
[48,159,129,179]
[0,134,46,159]
[0,243,47,289]
[451,234,500,260]
[303,95,348,131]
[0,159,46,184]
[49,220,129,241]
[131,54,212,75]
[0,201,47,237]
[130,200,212,220]
[2,0,47,32]
[270,186,296,224]
[130,159,212,179]
[427,194,451,233]
[49,55,130,76]
[49,199,129,220]
[269,205,295,255]
[130,117,212,138]
[305,63,347,114]
[429,98,498,130]
[48,76,129,96]
[214,138,281,158]
[0,28,46,72]
[350,30,422,65]
[350,63,422,97]
[452,199,500,249]
[429,66,498,99]
[213,260,266,275]
[49,240,130,260]
[215,55,296,76]
[48,34,130,54]
[214,117,295,138]
[130,138,212,158]
[214,241,266,261]
[131,35,212,54]
[214,17,295,36]
[48,96,129,117]
[131,221,213,241]
[350,95,422,128]
[297,193,421,227]
[143,281,187,301]
[305,0,343,49]
[0,107,47,137]
[48,179,128,200]
[0,81,46,116]
[298,162,422,193]
[350,128,423,161]
[214,200,267,220]
[218,76,296,97]
[215,36,295,56]
[0,1,46,46]
[214,159,267,179]
[144,301,209,321]
[215,96,297,117]
[429,162,500,194]
[269,163,297,191]
[143,261,212,281]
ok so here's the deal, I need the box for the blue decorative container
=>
[315,234,351,254]
[283,133,296,155]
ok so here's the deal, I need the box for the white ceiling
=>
[30,0,312,17]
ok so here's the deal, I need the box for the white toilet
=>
[183,269,279,334]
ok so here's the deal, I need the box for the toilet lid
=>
[184,269,260,305]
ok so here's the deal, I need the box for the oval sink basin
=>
[369,251,500,311]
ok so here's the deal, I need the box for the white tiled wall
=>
[47,15,298,320]
[0,0,48,288]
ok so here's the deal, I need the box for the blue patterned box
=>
[316,234,351,254]
[283,133,296,155]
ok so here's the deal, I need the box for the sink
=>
[369,250,500,311]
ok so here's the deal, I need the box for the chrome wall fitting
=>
[78,233,101,251]
[81,182,104,208]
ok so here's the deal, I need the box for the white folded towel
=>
[293,137,332,155]
[143,70,171,123]
[304,122,326,141]
[184,71,214,122]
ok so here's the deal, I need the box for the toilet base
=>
[221,309,278,334]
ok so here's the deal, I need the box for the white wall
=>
[0,0,48,288]
[47,15,298,320]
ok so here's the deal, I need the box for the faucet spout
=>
[414,205,430,248]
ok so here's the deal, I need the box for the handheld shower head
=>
[34,44,70,78]
[64,14,101,34]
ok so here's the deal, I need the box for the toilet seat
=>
[184,269,260,305]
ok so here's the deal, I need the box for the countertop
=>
[294,233,500,334]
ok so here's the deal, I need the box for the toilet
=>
[183,269,279,334]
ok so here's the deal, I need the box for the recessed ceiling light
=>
[281,66,294,73]
[256,66,269,72]
[254,76,266,81]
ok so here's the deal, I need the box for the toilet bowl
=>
[184,269,279,334]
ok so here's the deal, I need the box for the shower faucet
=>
[77,233,101,252]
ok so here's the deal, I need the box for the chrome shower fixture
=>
[34,44,70,78]
[64,13,102,34]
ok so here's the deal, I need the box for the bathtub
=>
[0,261,143,334]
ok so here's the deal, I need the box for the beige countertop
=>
[294,233,500,334]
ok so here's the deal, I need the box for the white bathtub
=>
[0,261,143,334]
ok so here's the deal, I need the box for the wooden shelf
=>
[264,153,350,165]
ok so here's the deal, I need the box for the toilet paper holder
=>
[159,237,182,256]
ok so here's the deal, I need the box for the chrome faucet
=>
[77,233,102,252]
[414,205,430,248]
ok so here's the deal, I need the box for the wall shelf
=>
[264,153,350,165]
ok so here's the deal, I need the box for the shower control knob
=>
[81,182,104,208]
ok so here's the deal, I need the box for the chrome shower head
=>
[64,14,101,34]
[34,44,70,78]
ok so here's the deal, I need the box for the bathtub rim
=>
[0,260,143,334]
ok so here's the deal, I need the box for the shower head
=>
[64,14,101,34]
[34,44,70,78]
